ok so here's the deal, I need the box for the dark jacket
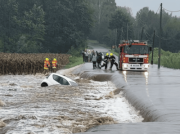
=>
[104,56,109,62]
[96,53,102,62]
[109,55,116,62]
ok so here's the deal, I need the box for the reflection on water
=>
[144,72,149,85]
[146,87,153,105]
[122,71,149,85]
[123,71,127,83]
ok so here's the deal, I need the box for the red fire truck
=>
[118,40,152,71]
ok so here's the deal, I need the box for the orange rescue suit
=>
[52,60,57,68]
[44,60,50,69]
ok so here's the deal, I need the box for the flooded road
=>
[75,44,180,133]
[0,66,142,134]
[75,63,180,133]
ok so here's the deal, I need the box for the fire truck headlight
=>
[123,64,127,68]
[144,64,149,68]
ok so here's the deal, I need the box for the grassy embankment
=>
[65,56,83,69]
[149,48,180,69]
[65,42,88,69]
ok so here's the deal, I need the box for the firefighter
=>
[101,53,109,69]
[44,58,50,75]
[109,53,119,70]
[52,58,58,72]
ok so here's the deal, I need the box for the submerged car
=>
[41,73,78,87]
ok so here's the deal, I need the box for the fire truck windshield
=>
[124,45,149,54]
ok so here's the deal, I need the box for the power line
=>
[163,7,180,12]
[144,30,152,38]
[144,33,150,40]
[155,34,175,41]
[156,5,161,14]
[144,31,152,39]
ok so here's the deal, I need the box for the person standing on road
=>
[109,53,119,70]
[91,53,97,69]
[81,50,85,62]
[44,58,50,75]
[90,50,95,61]
[84,50,88,62]
[88,50,91,62]
[96,52,102,69]
[101,53,109,70]
[52,58,58,72]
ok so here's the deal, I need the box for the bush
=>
[149,48,180,69]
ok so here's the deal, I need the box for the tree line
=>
[0,0,93,53]
[1,0,179,53]
[134,7,180,53]
[89,1,180,53]
[88,0,135,48]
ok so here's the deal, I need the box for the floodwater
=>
[0,66,142,134]
[75,44,180,133]
[75,63,180,133]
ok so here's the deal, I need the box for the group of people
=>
[92,52,119,70]
[81,49,95,62]
[44,58,58,74]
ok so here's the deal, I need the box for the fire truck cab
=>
[119,40,152,71]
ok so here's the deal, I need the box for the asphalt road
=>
[75,44,180,134]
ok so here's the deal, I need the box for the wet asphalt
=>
[75,44,180,133]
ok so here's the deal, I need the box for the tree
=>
[88,0,116,44]
[109,9,133,46]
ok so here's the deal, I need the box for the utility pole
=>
[127,23,128,40]
[158,3,162,69]
[151,30,155,65]
[141,27,144,40]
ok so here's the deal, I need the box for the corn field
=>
[0,53,70,75]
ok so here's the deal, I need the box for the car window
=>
[60,78,70,85]
[53,74,62,83]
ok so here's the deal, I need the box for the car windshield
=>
[124,45,149,54]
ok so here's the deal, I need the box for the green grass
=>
[110,49,119,56]
[65,56,83,69]
[149,48,180,69]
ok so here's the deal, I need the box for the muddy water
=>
[74,62,180,133]
[0,69,142,134]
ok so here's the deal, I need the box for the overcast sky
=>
[115,0,180,17]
